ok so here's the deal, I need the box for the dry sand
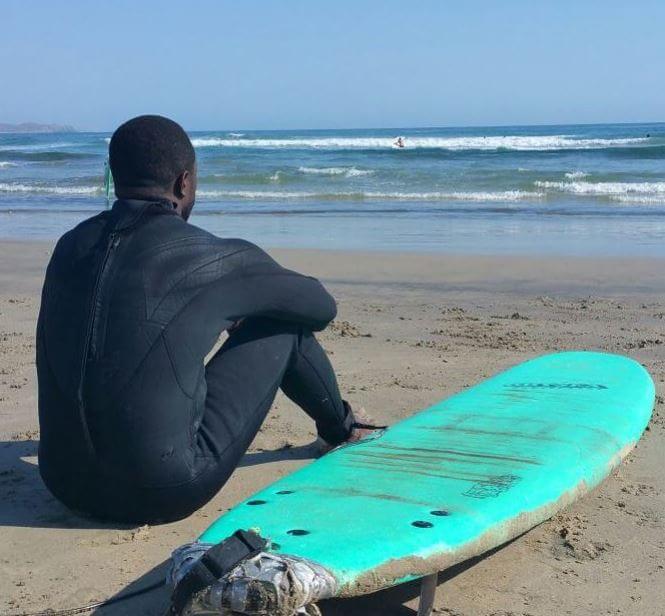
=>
[0,240,664,615]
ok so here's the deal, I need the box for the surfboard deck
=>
[194,352,654,606]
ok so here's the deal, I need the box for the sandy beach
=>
[1,240,663,616]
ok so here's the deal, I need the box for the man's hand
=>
[347,406,380,442]
[317,407,382,455]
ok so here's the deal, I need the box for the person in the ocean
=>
[36,115,376,523]
[394,136,405,148]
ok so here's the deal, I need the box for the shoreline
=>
[3,238,665,296]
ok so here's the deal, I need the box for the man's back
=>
[37,198,336,519]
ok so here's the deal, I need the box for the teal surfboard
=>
[192,352,654,607]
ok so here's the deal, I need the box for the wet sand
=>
[1,240,663,615]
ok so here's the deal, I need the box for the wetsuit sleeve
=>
[222,245,337,331]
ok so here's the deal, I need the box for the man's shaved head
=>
[109,115,197,220]
[109,115,195,190]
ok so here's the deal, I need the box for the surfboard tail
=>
[169,538,338,616]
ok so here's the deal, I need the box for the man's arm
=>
[219,243,337,331]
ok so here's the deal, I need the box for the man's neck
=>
[115,188,174,203]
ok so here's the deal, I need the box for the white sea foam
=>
[0,162,18,168]
[191,138,231,147]
[0,142,77,152]
[346,168,374,177]
[190,135,647,151]
[196,189,543,202]
[535,180,665,195]
[564,171,589,179]
[299,166,348,175]
[611,194,665,204]
[366,190,544,202]
[227,132,245,138]
[298,166,374,177]
[0,182,100,195]
[197,190,320,199]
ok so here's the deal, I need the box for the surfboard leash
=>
[0,579,166,616]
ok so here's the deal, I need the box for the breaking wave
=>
[190,135,649,151]
[0,142,77,152]
[611,194,665,205]
[535,180,665,196]
[0,150,93,161]
[0,182,101,195]
[196,189,544,202]
[298,166,374,177]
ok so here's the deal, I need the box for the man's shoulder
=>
[54,210,111,256]
[216,237,263,255]
[178,229,278,274]
[66,210,111,236]
[177,223,263,258]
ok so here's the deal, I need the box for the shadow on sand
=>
[237,440,323,468]
[0,439,135,531]
[91,550,494,615]
[0,439,318,530]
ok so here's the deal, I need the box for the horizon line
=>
[2,119,664,135]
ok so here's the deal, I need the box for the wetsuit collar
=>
[110,198,179,231]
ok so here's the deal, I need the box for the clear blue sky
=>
[2,0,664,131]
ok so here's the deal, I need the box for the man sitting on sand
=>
[36,115,374,523]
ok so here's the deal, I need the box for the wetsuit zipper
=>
[89,234,121,359]
[76,231,121,455]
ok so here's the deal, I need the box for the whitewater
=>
[190,134,649,151]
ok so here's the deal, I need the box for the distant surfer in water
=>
[36,115,377,523]
[394,136,405,148]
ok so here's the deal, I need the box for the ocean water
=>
[1,123,664,255]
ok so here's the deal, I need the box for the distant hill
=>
[0,122,76,133]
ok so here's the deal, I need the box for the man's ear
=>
[174,170,190,199]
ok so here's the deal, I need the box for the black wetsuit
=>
[37,198,354,523]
